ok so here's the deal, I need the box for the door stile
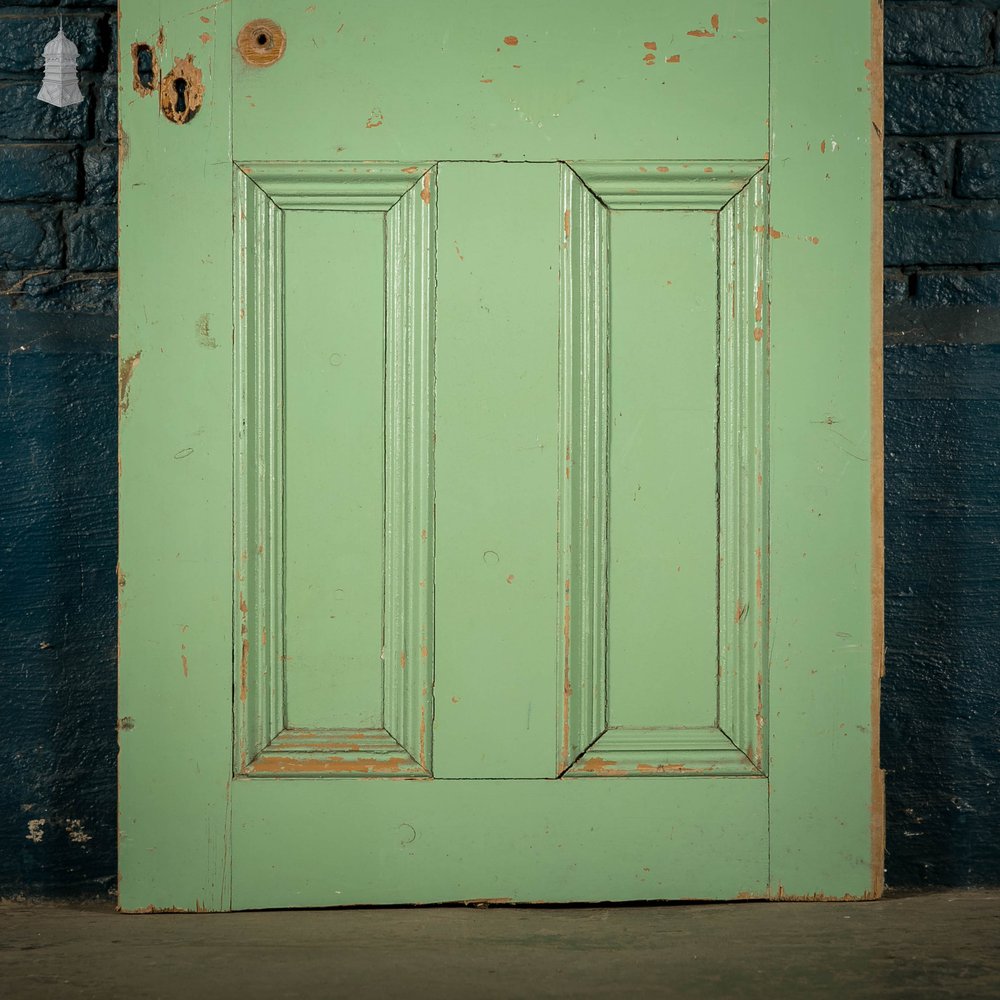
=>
[117,2,236,912]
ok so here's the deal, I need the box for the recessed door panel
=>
[608,209,719,731]
[283,211,385,730]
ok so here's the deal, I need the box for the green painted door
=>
[118,1,884,910]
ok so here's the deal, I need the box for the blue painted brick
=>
[915,270,1000,307]
[65,207,116,271]
[884,3,992,68]
[0,144,78,202]
[956,139,1000,198]
[0,82,90,142]
[886,202,1000,266]
[95,63,116,146]
[885,270,911,306]
[0,15,105,73]
[83,145,116,204]
[0,269,117,315]
[886,70,1000,134]
[885,139,952,199]
[0,351,117,898]
[0,206,62,268]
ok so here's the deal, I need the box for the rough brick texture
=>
[885,139,952,199]
[0,3,116,321]
[882,3,1000,892]
[0,1,117,902]
[885,3,1000,308]
[884,3,993,67]
[955,139,1000,198]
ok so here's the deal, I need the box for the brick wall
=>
[0,1,116,336]
[882,1,1000,887]
[0,0,118,897]
[885,2,1000,335]
[0,4,997,897]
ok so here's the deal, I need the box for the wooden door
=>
[118,1,884,910]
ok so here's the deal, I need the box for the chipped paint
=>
[118,351,141,417]
[195,313,217,348]
[635,763,691,774]
[688,14,719,38]
[160,55,204,125]
[576,757,627,776]
[249,755,413,775]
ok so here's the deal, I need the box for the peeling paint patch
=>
[118,352,141,417]
[25,818,45,843]
[365,108,384,128]
[688,15,719,38]
[195,313,217,348]
[66,819,92,844]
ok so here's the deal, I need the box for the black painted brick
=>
[82,144,115,203]
[0,15,105,73]
[0,144,78,201]
[0,81,90,142]
[884,3,993,67]
[955,138,1000,197]
[65,207,115,271]
[915,270,1000,306]
[95,59,116,145]
[886,70,1000,135]
[0,206,62,268]
[885,139,953,199]
[0,269,117,314]
[883,345,1000,888]
[0,352,117,898]
[885,202,1000,266]
[885,269,911,306]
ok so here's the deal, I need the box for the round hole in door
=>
[238,19,286,67]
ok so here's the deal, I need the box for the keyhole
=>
[134,44,155,90]
[257,32,269,46]
[173,77,187,114]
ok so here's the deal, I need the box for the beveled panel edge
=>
[557,165,610,774]
[565,160,767,210]
[236,161,436,210]
[566,731,761,778]
[383,168,437,774]
[246,726,429,778]
[234,167,285,775]
[717,169,770,771]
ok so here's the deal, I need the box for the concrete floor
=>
[1,891,997,999]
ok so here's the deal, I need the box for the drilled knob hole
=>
[238,19,286,67]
